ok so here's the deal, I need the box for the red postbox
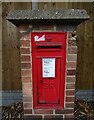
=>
[31,32,67,109]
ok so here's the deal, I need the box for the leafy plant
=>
[74,99,94,119]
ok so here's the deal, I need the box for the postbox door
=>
[37,57,61,104]
[32,32,67,108]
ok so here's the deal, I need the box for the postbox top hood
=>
[7,9,89,27]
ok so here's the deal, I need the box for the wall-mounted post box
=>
[32,32,67,109]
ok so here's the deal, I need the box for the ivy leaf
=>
[85,108,89,114]
[78,102,86,108]
[80,111,87,116]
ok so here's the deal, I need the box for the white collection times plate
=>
[42,58,55,78]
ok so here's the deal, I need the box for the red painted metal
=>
[31,32,67,109]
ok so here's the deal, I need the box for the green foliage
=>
[75,99,94,119]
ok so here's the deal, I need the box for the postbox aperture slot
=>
[36,42,62,51]
[37,46,61,49]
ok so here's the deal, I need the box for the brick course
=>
[22,83,32,90]
[67,61,77,69]
[24,109,32,114]
[34,109,53,114]
[20,48,30,54]
[64,114,74,119]
[67,70,76,75]
[65,103,74,108]
[23,96,32,102]
[22,77,31,83]
[66,97,75,102]
[21,70,31,77]
[66,76,75,83]
[23,102,32,109]
[23,89,32,96]
[55,109,74,114]
[21,63,31,69]
[66,83,75,89]
[20,40,30,47]
[21,55,30,62]
[67,54,77,61]
[66,90,75,96]
[24,115,42,120]
[68,47,77,54]
[44,115,63,120]
[68,40,77,46]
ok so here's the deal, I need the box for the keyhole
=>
[40,80,43,84]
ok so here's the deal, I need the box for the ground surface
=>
[1,99,94,120]
[74,99,94,120]
[2,102,23,120]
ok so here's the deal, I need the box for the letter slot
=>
[36,42,62,51]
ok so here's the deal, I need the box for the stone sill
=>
[7,9,89,27]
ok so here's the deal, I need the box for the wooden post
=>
[0,2,2,119]
[32,0,38,10]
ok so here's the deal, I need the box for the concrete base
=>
[0,90,93,107]
[75,90,94,101]
[0,90,22,106]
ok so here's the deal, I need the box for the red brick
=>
[66,97,75,102]
[23,89,32,95]
[68,40,77,46]
[19,25,29,31]
[21,55,30,62]
[35,109,53,114]
[22,77,31,82]
[20,48,30,54]
[21,70,31,77]
[23,102,32,109]
[66,90,75,96]
[67,70,76,75]
[66,109,74,114]
[24,115,42,120]
[65,103,74,108]
[68,46,77,54]
[33,24,54,30]
[66,76,75,83]
[20,34,31,40]
[66,84,75,89]
[21,63,31,69]
[23,96,32,102]
[24,109,32,114]
[22,83,31,90]
[55,110,64,114]
[44,115,63,120]
[65,114,74,118]
[20,40,30,47]
[55,109,74,114]
[67,62,76,69]
[67,54,77,61]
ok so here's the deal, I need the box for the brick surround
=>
[19,24,78,119]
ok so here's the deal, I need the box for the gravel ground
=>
[1,99,94,120]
